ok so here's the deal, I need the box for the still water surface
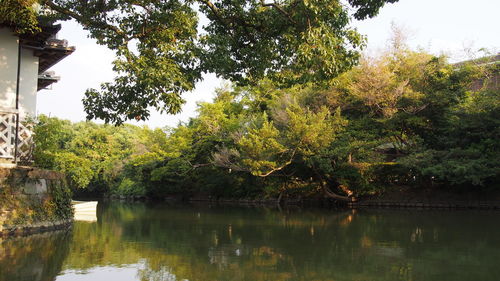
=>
[1,202,500,281]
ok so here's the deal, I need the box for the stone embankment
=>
[348,187,500,209]
[187,187,500,210]
[347,201,500,209]
[0,167,73,236]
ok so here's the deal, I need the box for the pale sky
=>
[37,0,500,128]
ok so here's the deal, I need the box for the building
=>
[0,24,74,165]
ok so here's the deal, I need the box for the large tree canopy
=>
[4,0,398,123]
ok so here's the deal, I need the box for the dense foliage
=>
[2,0,398,124]
[33,46,500,200]
[0,0,40,33]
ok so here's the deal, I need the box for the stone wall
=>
[0,167,73,236]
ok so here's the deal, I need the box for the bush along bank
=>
[0,167,73,236]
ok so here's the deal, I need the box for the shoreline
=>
[98,191,500,210]
[0,219,73,238]
[185,198,500,210]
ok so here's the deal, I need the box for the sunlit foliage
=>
[33,46,499,199]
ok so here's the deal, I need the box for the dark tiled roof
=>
[15,24,76,82]
[13,24,76,74]
[35,44,75,73]
[18,24,62,47]
[37,72,60,91]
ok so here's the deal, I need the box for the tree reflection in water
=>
[0,230,71,281]
[1,202,500,281]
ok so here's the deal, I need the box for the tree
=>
[32,49,500,199]
[3,0,399,124]
[33,116,143,189]
[0,0,40,33]
[397,64,500,187]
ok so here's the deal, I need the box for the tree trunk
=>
[322,184,355,202]
[310,162,355,202]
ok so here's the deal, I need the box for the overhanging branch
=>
[260,0,296,24]
[42,0,130,41]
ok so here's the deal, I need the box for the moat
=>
[1,202,500,281]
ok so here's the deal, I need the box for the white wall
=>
[0,28,18,111]
[0,28,40,119]
[18,48,39,118]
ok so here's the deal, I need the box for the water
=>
[1,202,500,281]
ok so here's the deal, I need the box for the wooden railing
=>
[0,110,17,159]
[0,109,34,163]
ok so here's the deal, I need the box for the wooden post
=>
[14,41,21,164]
